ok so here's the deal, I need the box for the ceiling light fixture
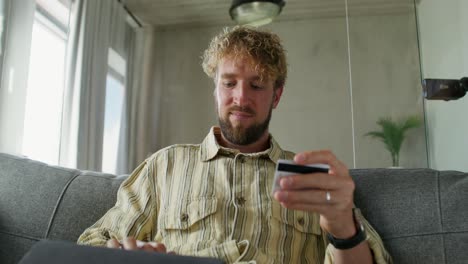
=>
[230,0,286,27]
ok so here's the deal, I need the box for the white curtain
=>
[116,27,160,174]
[59,0,128,171]
[60,0,159,174]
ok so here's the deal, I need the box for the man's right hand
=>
[106,237,173,254]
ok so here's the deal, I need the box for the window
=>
[22,1,70,165]
[102,48,126,174]
[0,0,7,75]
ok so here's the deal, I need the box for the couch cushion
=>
[47,172,126,241]
[440,171,468,264]
[0,153,78,239]
[0,153,126,264]
[439,171,468,232]
[0,153,76,263]
[351,168,468,264]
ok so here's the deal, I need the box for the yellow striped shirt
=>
[78,127,392,263]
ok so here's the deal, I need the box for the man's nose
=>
[233,83,250,106]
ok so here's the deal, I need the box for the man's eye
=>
[251,84,263,90]
[223,82,235,88]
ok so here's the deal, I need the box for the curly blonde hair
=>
[202,26,287,89]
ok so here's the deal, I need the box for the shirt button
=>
[180,213,189,222]
[236,197,246,206]
[297,217,305,226]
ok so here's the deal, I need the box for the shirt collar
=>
[200,126,285,164]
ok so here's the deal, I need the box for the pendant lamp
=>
[230,0,286,27]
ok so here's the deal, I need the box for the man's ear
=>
[272,86,284,109]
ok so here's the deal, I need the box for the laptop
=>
[19,240,225,264]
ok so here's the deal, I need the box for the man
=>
[78,26,392,264]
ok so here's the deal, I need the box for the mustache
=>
[228,106,255,115]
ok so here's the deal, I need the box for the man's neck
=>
[218,130,271,154]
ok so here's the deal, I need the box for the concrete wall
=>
[151,12,427,169]
[417,0,468,172]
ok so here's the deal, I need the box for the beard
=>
[218,104,273,146]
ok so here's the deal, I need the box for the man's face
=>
[214,56,283,145]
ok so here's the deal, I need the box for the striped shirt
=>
[78,127,392,263]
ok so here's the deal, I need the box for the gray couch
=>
[1,152,467,264]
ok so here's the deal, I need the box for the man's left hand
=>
[273,150,357,238]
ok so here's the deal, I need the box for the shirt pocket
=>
[270,201,322,235]
[158,197,218,236]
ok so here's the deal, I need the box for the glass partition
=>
[345,0,428,168]
[267,3,356,167]
[416,0,468,172]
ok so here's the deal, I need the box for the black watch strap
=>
[326,208,367,250]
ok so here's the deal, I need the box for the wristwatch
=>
[326,208,367,250]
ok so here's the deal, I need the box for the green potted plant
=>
[365,115,422,167]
